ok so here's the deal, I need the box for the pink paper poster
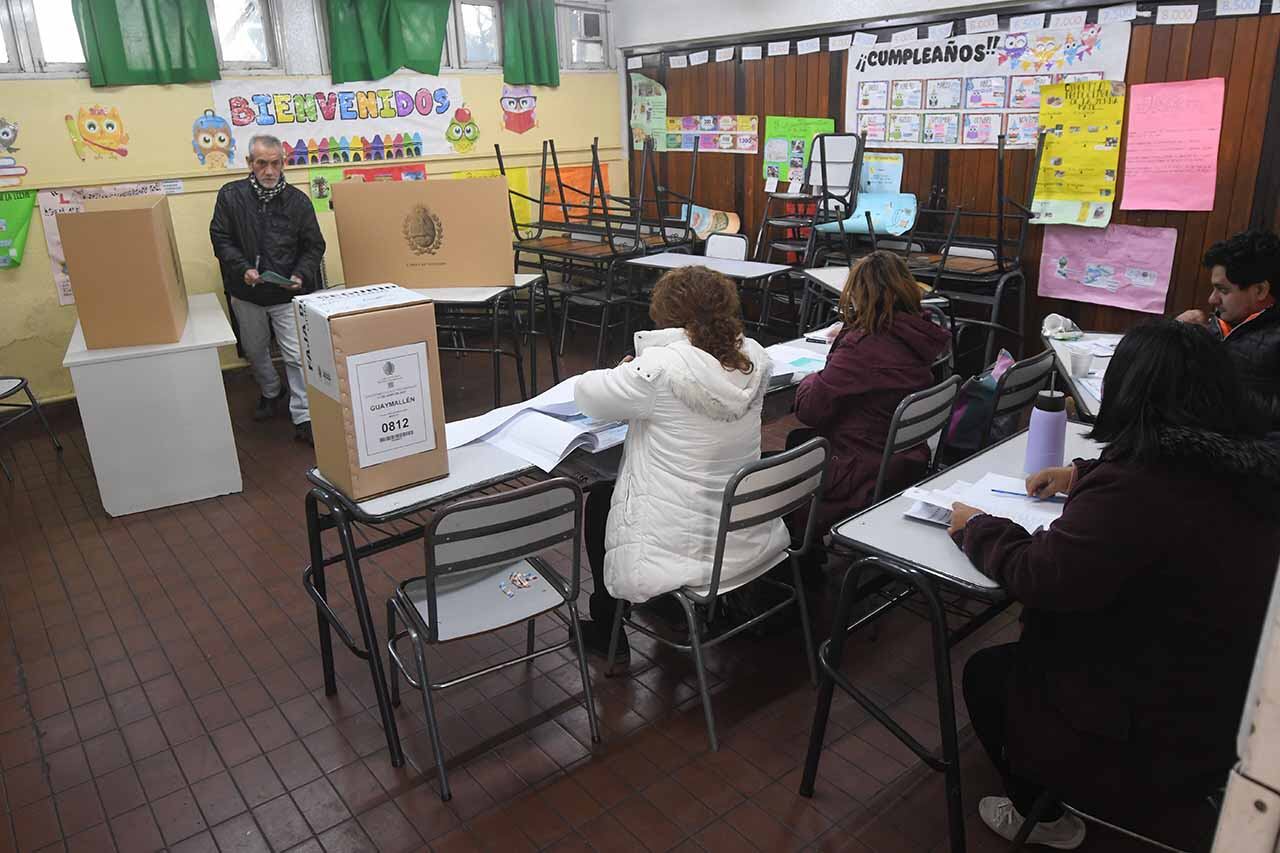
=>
[1120,78,1224,211]
[1038,224,1177,314]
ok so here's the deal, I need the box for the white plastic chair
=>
[705,233,748,261]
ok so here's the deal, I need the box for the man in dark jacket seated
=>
[210,134,326,444]
[1178,230,1280,429]
[949,320,1280,850]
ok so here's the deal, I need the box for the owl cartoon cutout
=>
[191,109,236,169]
[65,105,129,160]
[446,106,479,153]
[500,85,537,134]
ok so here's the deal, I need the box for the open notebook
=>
[485,411,626,472]
[904,473,1065,534]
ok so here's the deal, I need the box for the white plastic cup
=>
[1068,349,1094,378]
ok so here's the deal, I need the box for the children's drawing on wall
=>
[446,106,479,153]
[0,117,25,187]
[500,86,538,134]
[191,109,236,169]
[66,106,130,160]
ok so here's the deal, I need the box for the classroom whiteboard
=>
[844,22,1130,149]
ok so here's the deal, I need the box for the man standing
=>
[1178,230,1280,428]
[210,134,325,444]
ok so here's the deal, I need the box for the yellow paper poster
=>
[449,166,532,229]
[1031,80,1125,228]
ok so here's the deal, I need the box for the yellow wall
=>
[2,72,623,401]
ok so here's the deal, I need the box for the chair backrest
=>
[421,478,583,640]
[981,348,1056,447]
[872,375,962,502]
[703,438,830,612]
[806,133,861,204]
[705,233,748,261]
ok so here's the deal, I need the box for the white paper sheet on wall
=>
[626,56,642,70]
[1049,11,1088,28]
[669,55,688,68]
[768,40,790,56]
[1156,4,1200,24]
[965,14,1000,33]
[1217,0,1262,14]
[928,22,954,40]
[797,37,821,55]
[688,50,709,65]
[852,32,878,46]
[828,34,853,51]
[1098,2,1138,23]
[742,45,763,61]
[1008,12,1046,30]
[891,28,918,43]
[715,47,735,62]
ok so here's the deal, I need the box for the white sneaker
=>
[979,796,1087,850]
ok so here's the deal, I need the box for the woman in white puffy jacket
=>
[573,266,791,660]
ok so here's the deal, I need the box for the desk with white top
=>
[1045,332,1122,422]
[62,293,240,516]
[627,252,795,333]
[800,265,950,331]
[800,422,1101,853]
[301,342,822,767]
[412,272,552,407]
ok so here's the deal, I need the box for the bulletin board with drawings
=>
[627,11,1280,338]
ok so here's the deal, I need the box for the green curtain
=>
[503,0,559,87]
[71,0,220,87]
[326,0,452,84]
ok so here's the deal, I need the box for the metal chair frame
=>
[0,377,62,482]
[978,349,1056,450]
[604,438,830,751]
[385,478,600,800]
[871,375,962,504]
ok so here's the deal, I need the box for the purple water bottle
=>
[1024,390,1067,475]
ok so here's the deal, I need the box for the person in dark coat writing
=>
[949,319,1280,850]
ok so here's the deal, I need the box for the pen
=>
[990,488,1067,502]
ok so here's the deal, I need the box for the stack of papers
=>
[445,376,627,472]
[1076,371,1104,402]
[766,342,830,385]
[903,473,1065,534]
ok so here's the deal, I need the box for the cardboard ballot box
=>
[57,195,189,349]
[295,285,448,500]
[330,176,514,288]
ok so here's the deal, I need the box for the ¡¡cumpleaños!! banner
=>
[844,22,1130,149]
[209,74,468,165]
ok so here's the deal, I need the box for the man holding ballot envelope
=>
[210,133,326,444]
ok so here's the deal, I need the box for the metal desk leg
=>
[505,292,528,400]
[331,509,406,767]
[305,492,337,696]
[491,296,503,408]
[542,278,561,384]
[920,574,967,853]
[527,283,539,396]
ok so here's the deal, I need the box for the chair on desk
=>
[0,376,62,482]
[385,477,600,801]
[604,438,830,751]
[705,233,748,261]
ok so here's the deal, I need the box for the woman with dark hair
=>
[948,319,1280,850]
[572,266,789,660]
[793,251,950,539]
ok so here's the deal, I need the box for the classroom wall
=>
[612,0,1024,47]
[620,8,1280,348]
[2,72,623,402]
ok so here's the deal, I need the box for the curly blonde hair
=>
[649,266,753,373]
[838,250,925,335]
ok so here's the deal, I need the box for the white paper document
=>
[445,375,583,449]
[486,411,626,473]
[347,343,436,470]
[903,473,1066,534]
[765,343,829,381]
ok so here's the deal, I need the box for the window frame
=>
[0,0,20,72]
[556,1,611,71]
[4,0,87,75]
[207,0,286,73]
[453,0,503,70]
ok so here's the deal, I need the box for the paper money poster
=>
[665,115,759,154]
[1031,80,1125,227]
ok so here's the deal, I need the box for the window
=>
[558,2,609,70]
[454,0,501,68]
[208,0,281,70]
[0,0,87,74]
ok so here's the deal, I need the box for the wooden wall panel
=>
[625,12,1280,348]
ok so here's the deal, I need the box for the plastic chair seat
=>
[0,378,22,398]
[400,559,567,643]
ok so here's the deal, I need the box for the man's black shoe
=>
[294,420,314,446]
[575,619,630,665]
[253,392,284,421]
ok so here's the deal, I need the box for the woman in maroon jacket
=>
[949,320,1280,850]
[793,251,950,539]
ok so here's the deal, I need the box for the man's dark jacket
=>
[1210,303,1280,429]
[210,178,325,307]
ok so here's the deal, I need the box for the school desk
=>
[302,356,815,765]
[800,422,1101,853]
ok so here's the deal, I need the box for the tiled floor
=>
[0,334,1154,852]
